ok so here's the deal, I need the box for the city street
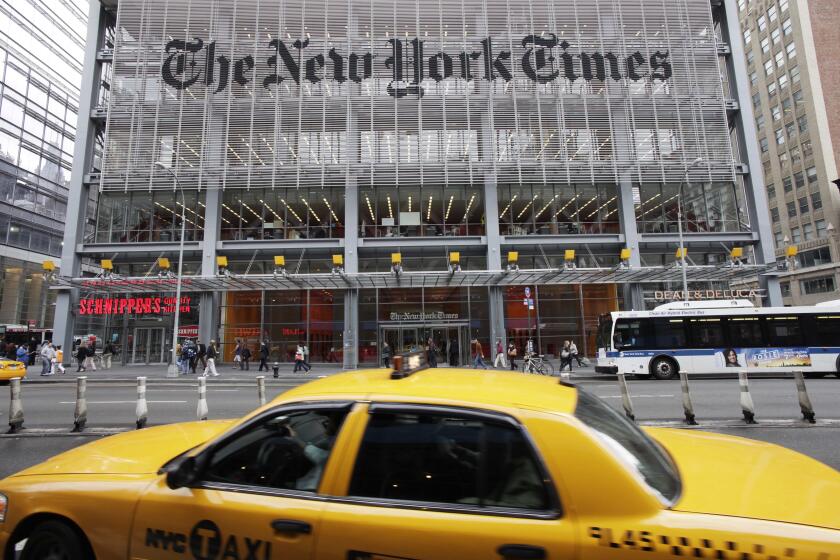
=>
[1,373,839,478]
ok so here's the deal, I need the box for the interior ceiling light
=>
[462,194,476,222]
[444,194,455,222]
[500,194,518,217]
[323,197,340,222]
[516,194,539,219]
[554,194,580,218]
[280,198,304,224]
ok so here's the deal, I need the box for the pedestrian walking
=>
[559,340,573,372]
[493,338,507,368]
[448,340,458,366]
[28,338,37,366]
[507,341,518,371]
[569,340,584,367]
[293,343,310,373]
[240,344,252,370]
[203,340,219,376]
[196,340,207,372]
[83,341,97,371]
[233,338,242,368]
[381,341,392,368]
[75,342,87,372]
[16,343,27,363]
[102,341,115,369]
[53,346,66,375]
[303,343,310,370]
[39,342,55,376]
[472,338,487,369]
[427,338,438,368]
[258,340,269,371]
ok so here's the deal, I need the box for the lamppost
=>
[676,157,704,302]
[155,162,187,377]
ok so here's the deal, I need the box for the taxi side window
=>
[348,411,552,512]
[203,409,347,492]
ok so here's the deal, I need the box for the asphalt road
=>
[1,376,839,479]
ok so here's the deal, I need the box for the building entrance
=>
[380,323,469,367]
[131,327,165,365]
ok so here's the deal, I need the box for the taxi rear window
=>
[575,390,681,504]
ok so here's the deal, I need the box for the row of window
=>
[800,276,836,296]
[774,219,829,248]
[615,312,838,351]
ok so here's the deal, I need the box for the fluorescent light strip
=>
[301,199,321,222]
[407,196,412,212]
[259,199,284,223]
[516,195,539,219]
[534,194,559,219]
[462,194,476,222]
[221,203,244,221]
[554,194,580,218]
[587,196,617,219]
[364,195,375,223]
[238,199,261,220]
[386,195,393,219]
[427,195,433,221]
[444,195,455,221]
[280,199,304,224]
[323,198,340,222]
[500,194,518,217]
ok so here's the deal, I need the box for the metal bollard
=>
[678,371,698,425]
[738,371,758,424]
[7,377,23,434]
[272,362,279,379]
[793,370,816,424]
[617,372,635,421]
[257,376,266,406]
[135,377,148,429]
[196,377,208,421]
[72,376,87,432]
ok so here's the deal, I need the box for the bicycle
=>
[521,353,554,376]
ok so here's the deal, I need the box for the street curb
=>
[5,418,840,438]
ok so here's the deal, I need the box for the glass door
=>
[147,328,165,363]
[131,328,148,364]
[401,328,419,353]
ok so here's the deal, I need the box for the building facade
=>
[54,0,779,367]
[0,0,87,343]
[737,0,840,305]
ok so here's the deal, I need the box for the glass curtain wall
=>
[497,184,620,235]
[636,182,745,233]
[95,191,206,243]
[221,188,345,241]
[359,185,485,238]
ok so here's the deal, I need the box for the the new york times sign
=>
[161,34,672,98]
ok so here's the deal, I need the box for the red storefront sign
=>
[178,325,199,338]
[78,296,192,316]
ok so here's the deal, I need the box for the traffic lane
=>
[582,378,840,421]
[1,426,838,482]
[0,384,299,429]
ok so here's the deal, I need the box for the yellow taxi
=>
[1,363,838,560]
[0,360,26,382]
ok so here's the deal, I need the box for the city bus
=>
[595,300,840,380]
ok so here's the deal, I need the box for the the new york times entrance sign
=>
[161,35,672,98]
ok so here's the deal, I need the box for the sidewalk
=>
[15,361,601,383]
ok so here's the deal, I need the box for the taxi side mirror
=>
[164,455,199,490]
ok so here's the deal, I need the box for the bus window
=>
[614,319,652,349]
[727,317,764,347]
[765,316,803,347]
[689,317,725,348]
[807,315,840,347]
[652,318,687,349]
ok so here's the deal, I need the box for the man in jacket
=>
[39,342,55,376]
[203,340,219,377]
[195,340,207,372]
[258,340,270,371]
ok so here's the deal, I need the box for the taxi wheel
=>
[650,356,677,380]
[22,521,89,560]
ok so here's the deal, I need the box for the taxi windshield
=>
[574,390,681,504]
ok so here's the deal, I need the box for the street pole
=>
[677,158,703,302]
[155,162,186,377]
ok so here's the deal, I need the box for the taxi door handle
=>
[271,519,312,535]
[497,544,546,559]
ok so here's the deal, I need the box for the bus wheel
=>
[650,357,678,380]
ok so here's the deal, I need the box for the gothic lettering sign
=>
[78,296,192,316]
[161,35,672,99]
[388,311,460,321]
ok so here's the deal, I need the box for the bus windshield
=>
[596,314,613,351]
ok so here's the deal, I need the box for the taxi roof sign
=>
[390,351,430,379]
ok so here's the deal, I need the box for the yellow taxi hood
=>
[10,420,234,477]
[647,427,840,531]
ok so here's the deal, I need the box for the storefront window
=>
[498,183,619,235]
[221,187,344,241]
[359,185,484,238]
